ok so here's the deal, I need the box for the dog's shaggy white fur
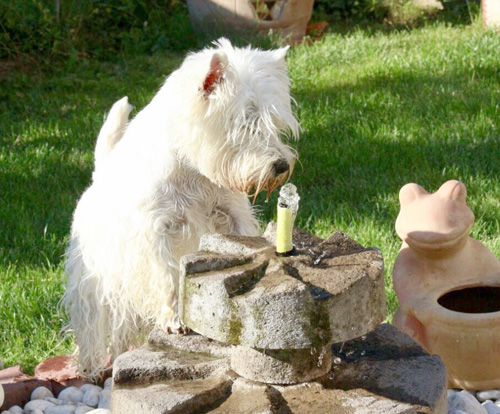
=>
[64,38,299,380]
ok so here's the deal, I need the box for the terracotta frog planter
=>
[393,180,500,389]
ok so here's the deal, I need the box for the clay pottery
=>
[186,0,315,42]
[392,180,500,389]
[482,0,500,29]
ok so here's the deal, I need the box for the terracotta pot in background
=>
[186,0,315,42]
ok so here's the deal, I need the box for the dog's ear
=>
[201,53,228,97]
[273,46,290,61]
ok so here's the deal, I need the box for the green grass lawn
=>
[2,21,500,373]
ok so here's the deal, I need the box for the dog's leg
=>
[223,194,261,237]
[94,97,133,171]
[64,240,113,381]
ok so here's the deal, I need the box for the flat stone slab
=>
[231,344,332,384]
[325,323,447,412]
[111,324,447,413]
[179,225,386,349]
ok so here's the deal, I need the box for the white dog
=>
[64,38,299,380]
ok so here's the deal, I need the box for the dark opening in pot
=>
[438,286,500,314]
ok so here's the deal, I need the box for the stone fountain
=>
[111,224,447,413]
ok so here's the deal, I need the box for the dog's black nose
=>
[273,159,290,175]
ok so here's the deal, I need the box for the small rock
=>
[7,406,23,413]
[479,391,500,402]
[45,397,63,405]
[448,390,488,414]
[80,385,102,394]
[58,386,84,403]
[449,411,469,414]
[29,410,44,414]
[1,411,11,414]
[82,387,100,408]
[45,405,77,414]
[0,366,52,409]
[31,385,54,400]
[483,401,500,414]
[24,398,56,411]
[103,378,112,390]
[97,389,110,410]
[75,406,95,414]
[448,389,460,397]
[87,410,110,414]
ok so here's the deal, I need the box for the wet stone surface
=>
[111,325,447,413]
[111,227,446,413]
[179,224,386,350]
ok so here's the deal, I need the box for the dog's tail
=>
[94,96,133,171]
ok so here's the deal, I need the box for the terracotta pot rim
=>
[413,278,500,324]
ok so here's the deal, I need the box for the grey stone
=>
[448,389,460,398]
[97,390,111,410]
[75,407,95,414]
[31,386,54,401]
[28,410,44,414]
[262,224,324,249]
[111,323,446,413]
[483,401,500,414]
[110,229,446,413]
[478,391,500,402]
[322,324,447,413]
[148,330,231,358]
[45,397,63,405]
[0,357,3,370]
[277,383,420,413]
[208,377,275,413]
[448,390,487,414]
[58,387,84,403]
[103,378,112,390]
[113,344,229,386]
[80,385,102,394]
[112,370,234,414]
[82,387,100,408]
[24,399,56,411]
[198,233,270,256]
[7,406,23,413]
[180,230,385,349]
[87,410,110,414]
[45,405,77,414]
[230,345,332,384]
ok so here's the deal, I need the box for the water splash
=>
[278,183,300,218]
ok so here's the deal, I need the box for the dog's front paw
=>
[165,322,191,335]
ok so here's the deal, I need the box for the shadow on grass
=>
[258,65,500,238]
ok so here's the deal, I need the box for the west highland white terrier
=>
[64,38,299,380]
